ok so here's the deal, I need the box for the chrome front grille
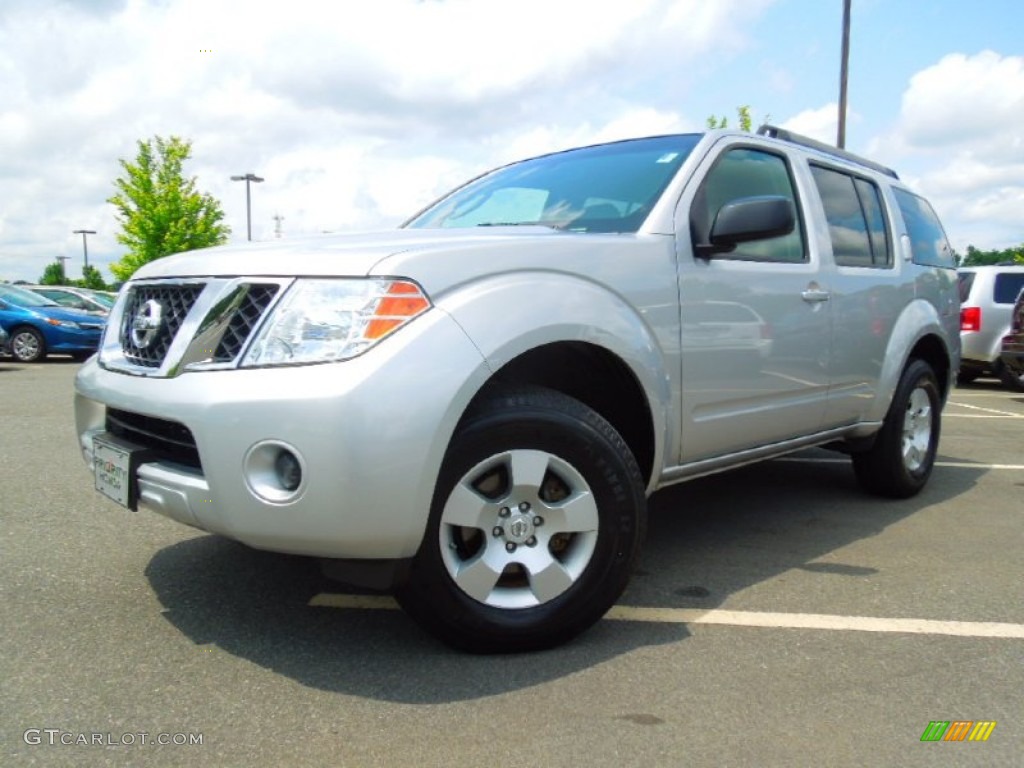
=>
[107,279,286,375]
[120,284,205,367]
[212,283,279,362]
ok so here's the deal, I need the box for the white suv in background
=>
[75,126,961,652]
[957,264,1024,390]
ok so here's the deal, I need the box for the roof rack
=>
[756,124,899,179]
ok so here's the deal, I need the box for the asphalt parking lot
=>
[2,360,1022,767]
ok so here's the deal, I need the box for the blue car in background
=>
[0,284,105,362]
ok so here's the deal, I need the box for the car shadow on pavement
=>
[145,449,985,704]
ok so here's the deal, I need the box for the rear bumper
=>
[1000,338,1024,375]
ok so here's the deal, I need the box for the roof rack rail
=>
[756,124,899,179]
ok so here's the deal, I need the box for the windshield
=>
[85,291,117,308]
[0,284,59,308]
[405,134,701,233]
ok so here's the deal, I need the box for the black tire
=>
[955,369,979,386]
[10,327,46,363]
[852,359,941,498]
[997,362,1024,392]
[396,386,646,653]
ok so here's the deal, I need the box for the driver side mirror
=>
[696,195,795,259]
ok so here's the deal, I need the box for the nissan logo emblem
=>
[131,299,164,349]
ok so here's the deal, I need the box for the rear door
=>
[806,163,908,426]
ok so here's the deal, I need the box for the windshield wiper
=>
[475,221,563,229]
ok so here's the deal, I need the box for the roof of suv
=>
[756,124,898,179]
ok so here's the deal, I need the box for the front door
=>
[676,143,831,462]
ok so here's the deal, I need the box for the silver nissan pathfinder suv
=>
[75,127,961,652]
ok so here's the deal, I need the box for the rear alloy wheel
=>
[10,327,46,363]
[396,386,646,653]
[852,359,941,498]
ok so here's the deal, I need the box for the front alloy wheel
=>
[439,449,599,610]
[397,386,646,653]
[10,328,46,363]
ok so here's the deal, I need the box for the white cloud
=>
[867,51,1024,252]
[2,0,774,282]
[781,103,840,145]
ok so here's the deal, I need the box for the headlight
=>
[46,318,81,329]
[241,278,430,367]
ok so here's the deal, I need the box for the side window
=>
[809,165,891,267]
[993,273,1024,304]
[691,148,805,263]
[892,188,955,268]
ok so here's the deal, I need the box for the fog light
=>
[244,440,307,504]
[275,450,302,492]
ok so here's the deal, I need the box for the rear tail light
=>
[960,306,981,332]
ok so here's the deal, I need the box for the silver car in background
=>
[957,264,1024,389]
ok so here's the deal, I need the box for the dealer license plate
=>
[93,435,138,509]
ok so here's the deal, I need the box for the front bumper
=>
[75,309,489,559]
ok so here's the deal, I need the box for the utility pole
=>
[837,0,852,148]
[230,173,264,241]
[73,229,97,271]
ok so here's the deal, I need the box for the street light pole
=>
[230,173,264,241]
[837,0,852,148]
[73,229,97,271]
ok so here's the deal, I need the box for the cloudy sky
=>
[1,0,1022,283]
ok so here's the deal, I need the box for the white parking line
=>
[951,392,1024,398]
[775,457,1024,470]
[948,401,1024,418]
[308,594,1024,639]
[947,414,1024,418]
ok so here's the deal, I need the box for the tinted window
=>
[810,165,891,267]
[893,189,955,268]
[692,148,805,263]
[994,273,1024,304]
[957,272,976,303]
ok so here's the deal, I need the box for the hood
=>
[131,227,563,280]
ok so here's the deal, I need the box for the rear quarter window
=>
[893,188,955,268]
[957,272,976,303]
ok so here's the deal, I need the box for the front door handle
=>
[801,287,831,303]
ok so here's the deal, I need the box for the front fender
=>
[434,271,673,490]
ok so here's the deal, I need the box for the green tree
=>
[39,261,68,285]
[77,265,109,291]
[707,105,754,132]
[959,244,1024,266]
[108,135,230,281]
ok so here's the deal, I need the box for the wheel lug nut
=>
[519,502,530,512]
[533,516,544,526]
[505,542,517,553]
[499,507,510,518]
[526,536,537,547]
[492,526,503,537]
